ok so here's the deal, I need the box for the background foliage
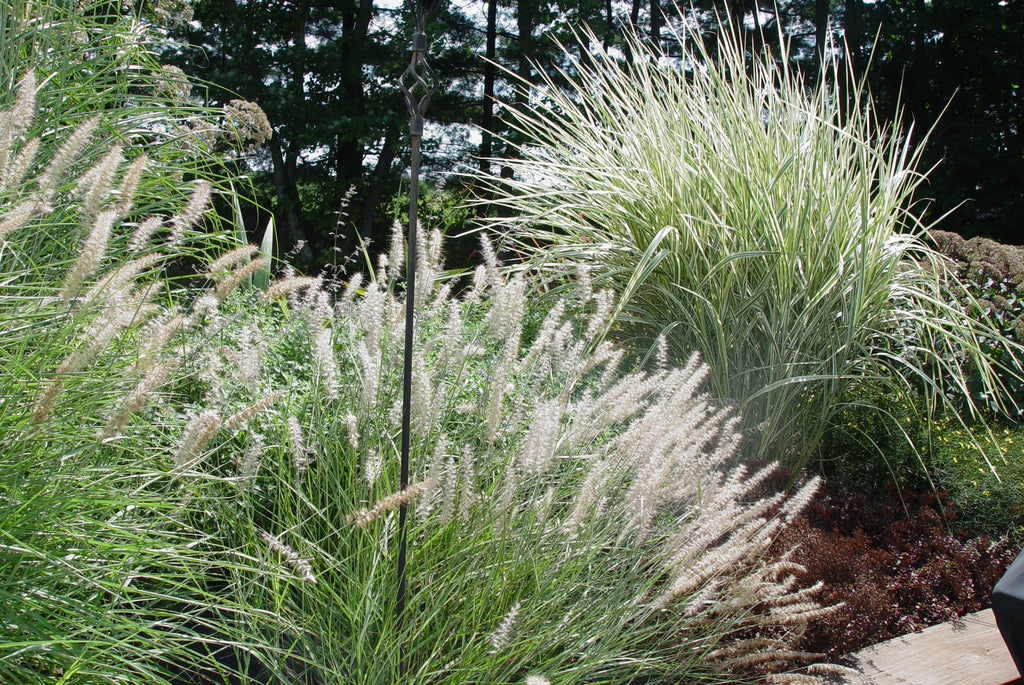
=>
[162,0,1024,272]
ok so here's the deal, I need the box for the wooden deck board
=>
[837,609,1021,685]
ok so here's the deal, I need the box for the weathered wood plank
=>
[838,609,1020,685]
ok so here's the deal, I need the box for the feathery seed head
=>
[479,233,501,290]
[261,532,316,584]
[173,410,222,470]
[354,340,379,408]
[345,412,360,450]
[457,444,477,520]
[223,392,284,432]
[584,288,614,341]
[488,601,521,652]
[114,153,147,218]
[519,399,563,475]
[418,434,447,519]
[438,300,464,368]
[0,72,37,188]
[207,245,259,279]
[2,137,39,194]
[129,216,162,253]
[339,272,363,306]
[213,257,270,300]
[81,253,162,311]
[100,358,179,439]
[464,263,489,304]
[782,476,821,521]
[287,415,313,474]
[76,144,123,222]
[7,71,36,142]
[237,433,264,484]
[439,451,457,525]
[347,479,437,528]
[410,352,432,436]
[61,209,116,303]
[264,276,318,301]
[169,180,213,245]
[37,116,99,209]
[313,326,339,399]
[388,220,404,280]
[0,200,36,239]
[363,448,383,487]
[226,323,266,384]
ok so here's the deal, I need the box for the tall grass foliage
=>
[470,21,1022,473]
[1,3,842,682]
[0,2,285,682]
[189,230,843,683]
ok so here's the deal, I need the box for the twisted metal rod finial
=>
[399,25,436,130]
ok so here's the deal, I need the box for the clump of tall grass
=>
[183,226,843,684]
[0,2,286,681]
[469,20,1022,473]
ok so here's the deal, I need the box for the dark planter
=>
[993,547,1024,677]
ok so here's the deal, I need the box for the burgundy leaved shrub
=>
[775,485,1018,657]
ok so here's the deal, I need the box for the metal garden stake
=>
[396,0,439,656]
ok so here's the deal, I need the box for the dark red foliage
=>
[776,485,1019,657]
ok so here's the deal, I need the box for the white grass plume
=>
[61,209,116,302]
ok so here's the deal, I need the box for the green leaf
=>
[253,216,275,291]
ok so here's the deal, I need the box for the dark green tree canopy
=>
[164,0,1024,271]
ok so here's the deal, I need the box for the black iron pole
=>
[397,0,437,674]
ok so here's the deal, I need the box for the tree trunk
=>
[815,0,830,70]
[335,0,373,189]
[840,0,864,118]
[268,135,309,257]
[357,123,399,239]
[750,0,764,51]
[277,3,312,262]
[650,0,661,51]
[605,0,613,48]
[479,0,498,175]
[516,0,533,94]
[845,0,863,69]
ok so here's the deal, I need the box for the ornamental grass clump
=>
[190,226,844,684]
[471,20,1023,472]
[0,1,289,681]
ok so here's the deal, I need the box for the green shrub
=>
[817,380,1024,540]
[814,383,932,493]
[470,21,1022,474]
[927,418,1024,540]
